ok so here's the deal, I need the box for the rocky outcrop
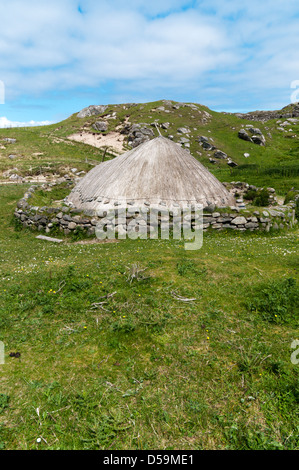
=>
[121,123,155,148]
[235,103,299,122]
[238,127,266,145]
[77,105,108,118]
[197,136,215,151]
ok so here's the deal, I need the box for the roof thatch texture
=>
[67,136,235,211]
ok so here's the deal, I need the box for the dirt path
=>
[67,131,125,153]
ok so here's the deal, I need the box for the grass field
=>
[0,184,298,450]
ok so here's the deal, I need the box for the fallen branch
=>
[170,290,196,302]
[89,291,117,311]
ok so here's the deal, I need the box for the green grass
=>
[0,184,298,450]
[29,182,74,208]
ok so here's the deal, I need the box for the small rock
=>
[214,150,227,159]
[227,159,238,167]
[177,127,190,134]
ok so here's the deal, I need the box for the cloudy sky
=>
[0,0,299,127]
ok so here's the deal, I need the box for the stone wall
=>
[14,184,297,237]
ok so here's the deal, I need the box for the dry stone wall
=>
[14,184,297,237]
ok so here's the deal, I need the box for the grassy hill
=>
[0,100,298,450]
[0,99,299,193]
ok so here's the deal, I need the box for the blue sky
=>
[0,0,299,126]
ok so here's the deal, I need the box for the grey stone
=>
[177,127,190,134]
[251,135,266,146]
[245,222,259,229]
[227,159,238,167]
[77,105,108,118]
[178,137,190,144]
[231,216,247,225]
[92,121,108,132]
[238,129,253,142]
[248,127,263,136]
[214,150,227,159]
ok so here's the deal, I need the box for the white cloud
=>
[0,1,231,97]
[0,0,298,111]
[0,116,52,128]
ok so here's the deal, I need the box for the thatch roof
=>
[67,136,235,211]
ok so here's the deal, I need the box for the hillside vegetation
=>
[0,99,299,193]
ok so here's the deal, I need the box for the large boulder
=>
[238,129,253,142]
[92,121,108,132]
[77,105,108,118]
[251,134,266,146]
[248,127,263,136]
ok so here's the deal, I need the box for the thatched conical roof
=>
[67,136,235,211]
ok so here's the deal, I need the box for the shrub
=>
[244,188,270,206]
[284,190,297,205]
